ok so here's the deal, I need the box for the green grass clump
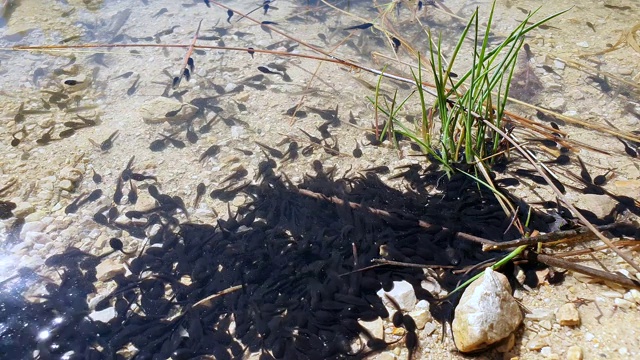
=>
[371,2,568,175]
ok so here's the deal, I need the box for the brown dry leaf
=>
[626,23,640,54]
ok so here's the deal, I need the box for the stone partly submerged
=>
[452,267,523,353]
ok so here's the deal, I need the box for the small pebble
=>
[58,179,74,192]
[576,41,589,48]
[625,289,640,304]
[553,59,565,70]
[526,334,550,350]
[614,298,634,309]
[556,303,580,326]
[601,291,623,299]
[566,345,583,360]
[547,97,566,112]
[539,320,552,330]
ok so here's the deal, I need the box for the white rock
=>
[423,321,437,336]
[526,334,550,350]
[539,320,552,330]
[95,258,126,282]
[58,179,74,192]
[12,202,34,217]
[409,301,431,330]
[625,289,640,304]
[375,352,397,360]
[526,308,555,322]
[556,303,580,326]
[613,298,634,309]
[89,307,116,323]
[25,210,46,223]
[601,290,623,298]
[553,60,565,70]
[20,221,46,239]
[576,41,589,48]
[230,125,245,139]
[24,231,52,245]
[421,277,441,295]
[451,268,523,352]
[358,317,384,340]
[566,345,583,360]
[224,82,237,92]
[540,346,552,356]
[547,97,566,112]
[377,280,416,311]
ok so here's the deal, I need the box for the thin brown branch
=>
[483,121,640,274]
[295,188,499,246]
[528,251,640,289]
[192,284,242,309]
[483,223,622,251]
[554,240,640,258]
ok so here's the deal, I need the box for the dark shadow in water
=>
[0,161,599,360]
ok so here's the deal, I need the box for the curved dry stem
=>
[482,120,640,274]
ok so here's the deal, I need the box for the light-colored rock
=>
[547,97,566,112]
[553,60,565,70]
[625,289,640,304]
[527,334,550,350]
[601,290,623,299]
[377,280,416,312]
[20,220,46,239]
[423,321,437,336]
[11,202,34,217]
[539,320,552,330]
[526,308,555,322]
[359,317,384,340]
[24,231,52,245]
[409,300,431,330]
[572,194,616,219]
[421,276,441,295]
[375,352,397,360]
[452,268,523,352]
[556,303,580,326]
[139,97,198,124]
[566,345,583,360]
[95,258,126,282]
[58,179,74,192]
[88,307,116,323]
[59,166,84,183]
[614,298,635,309]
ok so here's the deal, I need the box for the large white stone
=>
[377,280,416,311]
[452,268,523,352]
